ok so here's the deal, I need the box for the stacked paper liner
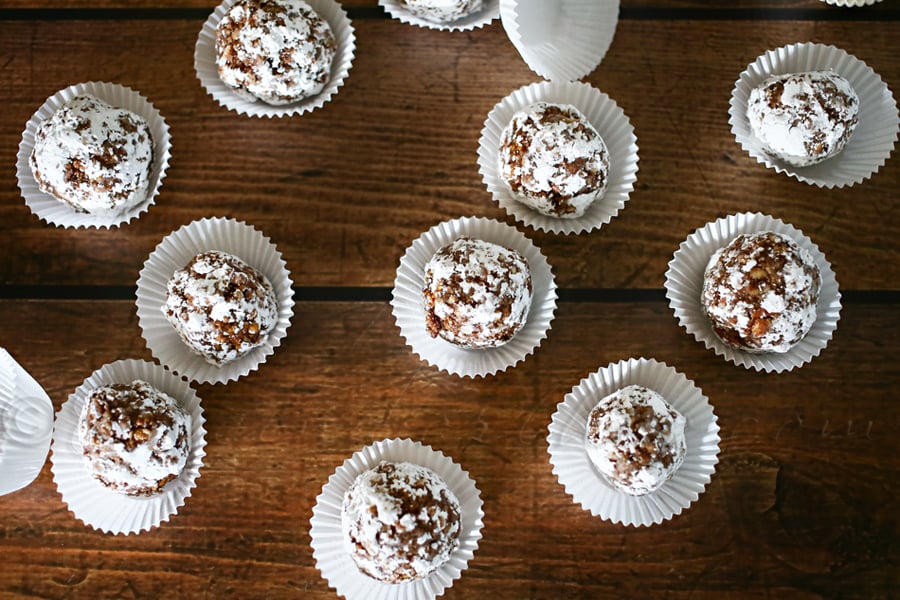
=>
[379,0,500,31]
[499,0,620,82]
[391,216,557,377]
[310,438,484,600]
[136,217,295,385]
[730,42,899,188]
[16,81,172,228]
[195,0,356,118]
[478,80,639,234]
[50,360,207,535]
[665,212,842,373]
[547,357,721,527]
[0,348,54,496]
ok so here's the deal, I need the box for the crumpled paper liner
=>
[499,0,619,81]
[0,348,54,496]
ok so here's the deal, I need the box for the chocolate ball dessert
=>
[585,384,687,496]
[499,101,609,218]
[423,236,532,349]
[342,461,461,583]
[702,231,821,353]
[747,70,859,167]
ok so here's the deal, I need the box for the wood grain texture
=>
[0,18,897,289]
[0,299,897,599]
[0,4,898,600]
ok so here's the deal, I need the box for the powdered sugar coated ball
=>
[499,102,609,218]
[215,0,336,105]
[585,385,686,496]
[341,461,461,583]
[702,231,821,353]
[423,236,533,349]
[747,70,859,167]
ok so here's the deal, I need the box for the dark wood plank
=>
[1,1,895,12]
[0,19,897,289]
[0,299,897,598]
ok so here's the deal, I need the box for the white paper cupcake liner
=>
[391,216,557,377]
[136,217,295,384]
[15,82,172,229]
[547,357,720,527]
[729,42,899,188]
[820,0,883,6]
[379,0,499,31]
[478,80,638,235]
[500,0,619,82]
[0,348,54,496]
[665,212,841,373]
[195,0,356,118]
[49,360,207,535]
[310,438,484,600]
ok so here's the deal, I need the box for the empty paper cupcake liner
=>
[49,359,207,535]
[478,80,638,235]
[0,348,54,496]
[195,0,356,118]
[16,81,171,229]
[310,438,484,600]
[730,42,898,188]
[391,216,557,377]
[665,212,841,373]
[379,0,499,31]
[500,0,619,82]
[136,217,295,385]
[547,357,720,527]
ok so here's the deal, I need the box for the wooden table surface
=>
[1,1,898,598]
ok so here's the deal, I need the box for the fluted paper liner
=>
[310,438,484,600]
[478,80,638,234]
[665,212,841,373]
[195,0,356,118]
[50,360,207,535]
[391,216,557,377]
[379,0,499,31]
[820,0,882,5]
[547,357,720,527]
[0,348,54,496]
[730,42,898,188]
[136,217,295,384]
[500,0,619,82]
[16,82,172,228]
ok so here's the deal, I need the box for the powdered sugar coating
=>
[163,250,279,366]
[499,102,609,219]
[79,380,190,497]
[747,70,859,167]
[215,0,336,105]
[29,94,153,216]
[585,385,687,497]
[702,231,821,353]
[401,0,483,23]
[423,236,532,349]
[341,461,461,583]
